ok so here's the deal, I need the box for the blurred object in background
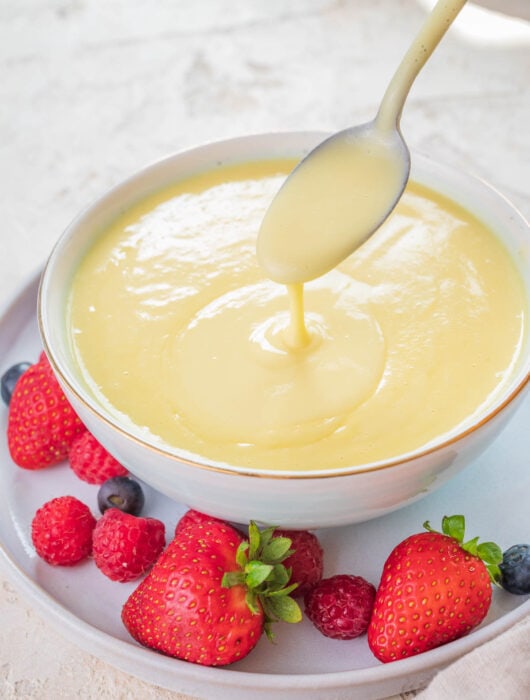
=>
[471,1,530,21]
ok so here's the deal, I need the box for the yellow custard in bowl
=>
[66,158,527,473]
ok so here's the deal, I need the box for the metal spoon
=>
[257,0,468,285]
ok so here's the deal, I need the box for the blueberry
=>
[1,362,32,406]
[97,476,145,516]
[499,544,530,595]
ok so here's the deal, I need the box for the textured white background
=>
[1,1,529,698]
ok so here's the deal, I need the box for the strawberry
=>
[93,509,166,582]
[367,515,502,663]
[122,511,302,666]
[274,528,324,597]
[69,430,128,484]
[174,507,230,538]
[7,353,85,469]
[31,495,96,566]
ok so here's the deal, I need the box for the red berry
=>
[175,508,223,533]
[274,528,323,597]
[69,431,128,484]
[31,496,96,566]
[7,353,85,469]
[367,517,497,663]
[93,509,166,583]
[123,512,260,665]
[174,508,238,539]
[305,574,376,640]
[123,511,302,666]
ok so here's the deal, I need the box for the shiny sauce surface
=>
[68,159,526,471]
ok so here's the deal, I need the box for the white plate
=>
[1,272,529,700]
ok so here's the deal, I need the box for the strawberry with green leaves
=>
[368,515,502,663]
[122,511,301,666]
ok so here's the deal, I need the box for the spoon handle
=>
[375,0,467,131]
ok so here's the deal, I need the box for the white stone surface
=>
[0,1,528,698]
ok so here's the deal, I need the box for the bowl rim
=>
[38,130,530,481]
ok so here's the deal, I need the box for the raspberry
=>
[69,430,128,484]
[304,574,376,639]
[275,528,324,597]
[93,509,166,582]
[31,496,96,566]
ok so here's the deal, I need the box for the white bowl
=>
[38,132,530,528]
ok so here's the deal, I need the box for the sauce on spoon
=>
[257,0,468,345]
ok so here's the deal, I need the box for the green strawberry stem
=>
[222,521,302,639]
[424,514,503,584]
